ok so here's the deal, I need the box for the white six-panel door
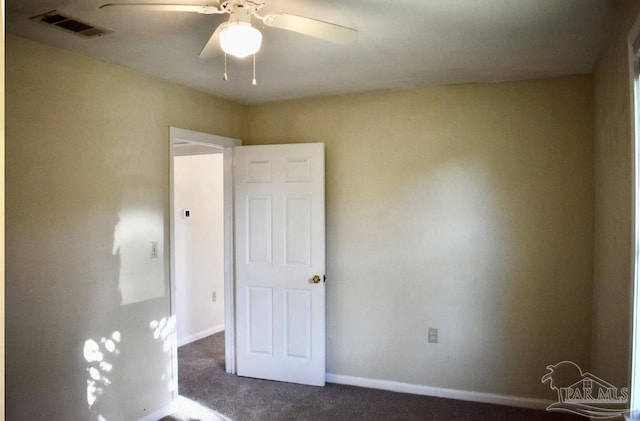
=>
[234,143,325,386]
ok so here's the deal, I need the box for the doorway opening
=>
[174,152,224,340]
[169,127,240,397]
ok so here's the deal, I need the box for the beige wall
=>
[5,35,243,420]
[245,76,595,399]
[592,0,640,391]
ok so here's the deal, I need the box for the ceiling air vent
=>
[30,10,112,38]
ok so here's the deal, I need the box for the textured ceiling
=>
[6,0,616,104]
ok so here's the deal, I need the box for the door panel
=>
[234,143,325,386]
[285,288,312,359]
[247,286,273,355]
[248,196,273,264]
[285,197,311,266]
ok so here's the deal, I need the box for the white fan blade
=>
[262,13,357,44]
[199,23,225,58]
[99,3,223,14]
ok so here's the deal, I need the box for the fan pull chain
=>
[223,53,228,81]
[252,54,257,86]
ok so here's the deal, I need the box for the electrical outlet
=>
[212,291,217,302]
[428,328,438,344]
[150,241,158,259]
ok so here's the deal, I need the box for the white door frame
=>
[630,14,640,415]
[169,127,241,396]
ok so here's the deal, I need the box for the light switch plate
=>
[428,328,438,343]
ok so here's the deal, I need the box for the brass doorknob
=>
[311,275,322,284]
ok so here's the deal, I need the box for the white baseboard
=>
[137,401,174,421]
[325,373,552,411]
[178,324,225,347]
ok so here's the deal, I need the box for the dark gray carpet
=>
[162,332,584,421]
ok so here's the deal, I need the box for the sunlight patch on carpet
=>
[171,396,232,421]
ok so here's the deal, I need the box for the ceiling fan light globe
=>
[219,22,262,59]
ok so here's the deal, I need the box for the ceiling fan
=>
[100,1,358,60]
